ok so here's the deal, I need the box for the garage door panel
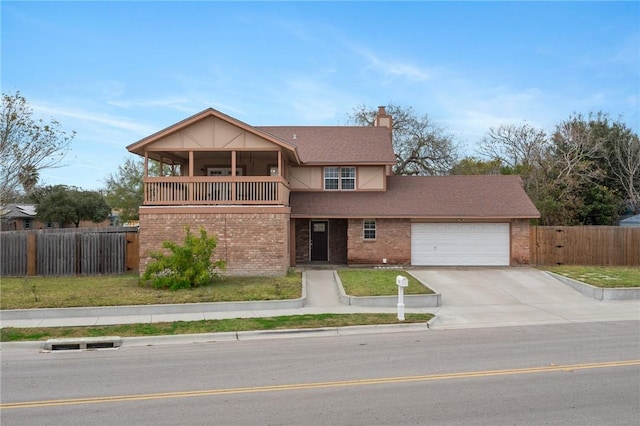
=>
[411,223,509,266]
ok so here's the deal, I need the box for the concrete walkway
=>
[304,269,342,307]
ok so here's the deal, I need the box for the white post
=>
[396,275,408,321]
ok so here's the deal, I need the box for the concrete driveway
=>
[411,268,640,329]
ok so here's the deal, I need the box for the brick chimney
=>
[374,106,393,139]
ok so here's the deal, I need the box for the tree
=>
[34,185,111,227]
[478,123,548,170]
[348,104,459,175]
[103,157,144,223]
[450,157,503,175]
[586,113,640,214]
[0,91,75,202]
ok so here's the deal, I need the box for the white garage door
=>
[411,223,510,266]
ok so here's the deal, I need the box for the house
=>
[0,203,115,231]
[127,107,540,275]
[1,204,40,231]
[620,214,640,227]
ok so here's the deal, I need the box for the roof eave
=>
[290,213,540,219]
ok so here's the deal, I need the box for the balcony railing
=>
[144,177,290,206]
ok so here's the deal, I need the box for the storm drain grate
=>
[42,337,123,352]
[86,341,116,349]
[51,343,81,351]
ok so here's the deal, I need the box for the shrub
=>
[142,227,226,290]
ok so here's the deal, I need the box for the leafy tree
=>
[142,227,226,290]
[348,104,459,175]
[103,157,144,223]
[34,185,111,227]
[0,91,75,202]
[450,157,503,175]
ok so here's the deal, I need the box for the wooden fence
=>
[530,226,640,266]
[0,227,139,277]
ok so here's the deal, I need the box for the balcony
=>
[144,176,290,206]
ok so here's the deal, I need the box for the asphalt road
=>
[2,320,639,425]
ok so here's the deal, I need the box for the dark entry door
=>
[310,220,329,261]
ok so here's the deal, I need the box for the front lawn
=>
[338,269,433,296]
[0,272,302,310]
[541,266,640,288]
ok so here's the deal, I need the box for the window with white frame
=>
[363,220,376,240]
[324,167,356,190]
[324,167,339,190]
[24,218,31,229]
[341,167,356,190]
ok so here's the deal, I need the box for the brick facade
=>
[139,209,290,276]
[510,219,532,265]
[347,218,411,265]
[294,219,347,264]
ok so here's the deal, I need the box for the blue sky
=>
[2,1,638,191]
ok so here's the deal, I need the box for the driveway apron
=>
[411,268,640,329]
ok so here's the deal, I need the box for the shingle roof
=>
[290,175,540,219]
[257,126,396,164]
[0,204,37,219]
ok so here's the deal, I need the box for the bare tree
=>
[0,92,75,202]
[478,122,548,170]
[348,104,459,175]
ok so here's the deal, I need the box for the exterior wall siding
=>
[139,211,290,276]
[347,218,411,265]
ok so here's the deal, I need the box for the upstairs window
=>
[324,167,356,191]
[341,167,356,190]
[324,167,339,190]
[363,220,376,240]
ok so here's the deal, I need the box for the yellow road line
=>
[2,360,638,410]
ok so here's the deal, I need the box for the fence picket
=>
[530,226,640,266]
[1,227,138,277]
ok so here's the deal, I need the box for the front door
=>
[310,220,329,262]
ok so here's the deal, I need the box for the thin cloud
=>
[355,47,430,82]
[107,96,194,113]
[32,102,156,135]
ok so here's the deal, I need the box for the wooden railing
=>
[144,176,290,206]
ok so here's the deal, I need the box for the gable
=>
[127,108,299,161]
[143,116,282,151]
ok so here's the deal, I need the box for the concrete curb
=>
[0,322,432,350]
[334,271,441,308]
[545,272,640,301]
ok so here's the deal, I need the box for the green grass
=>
[541,266,640,288]
[338,269,433,296]
[0,272,302,310]
[0,313,434,342]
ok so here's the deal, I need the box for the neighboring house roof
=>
[257,126,396,165]
[620,214,640,227]
[290,175,540,219]
[0,204,36,219]
[127,108,302,164]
